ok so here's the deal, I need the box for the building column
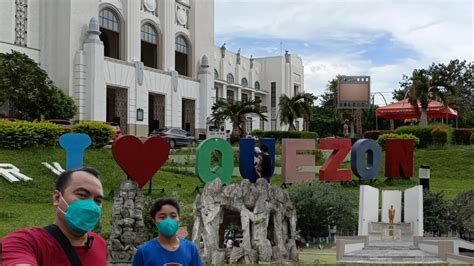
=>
[250,91,255,101]
[198,55,213,137]
[222,84,227,99]
[83,17,105,121]
[125,0,140,61]
[237,87,242,101]
[160,0,175,71]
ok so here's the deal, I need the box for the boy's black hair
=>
[260,144,269,152]
[150,198,181,218]
[55,167,101,193]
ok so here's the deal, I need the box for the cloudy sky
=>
[214,0,473,105]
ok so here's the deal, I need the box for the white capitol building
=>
[0,0,305,138]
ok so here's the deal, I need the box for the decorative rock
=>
[107,180,145,263]
[192,179,299,264]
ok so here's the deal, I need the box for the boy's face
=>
[154,204,180,223]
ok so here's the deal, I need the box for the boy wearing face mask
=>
[132,198,202,266]
[2,167,107,265]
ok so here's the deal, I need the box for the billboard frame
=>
[337,76,371,109]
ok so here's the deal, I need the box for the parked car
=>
[105,122,122,141]
[149,127,196,148]
[47,119,73,132]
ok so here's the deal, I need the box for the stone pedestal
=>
[107,180,148,262]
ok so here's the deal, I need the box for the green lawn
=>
[0,144,473,238]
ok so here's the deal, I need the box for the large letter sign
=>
[195,138,234,185]
[319,139,352,181]
[385,139,414,179]
[239,138,276,183]
[59,133,91,170]
[282,139,316,184]
[351,139,382,180]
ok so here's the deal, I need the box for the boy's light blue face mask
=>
[156,217,180,237]
[58,193,102,235]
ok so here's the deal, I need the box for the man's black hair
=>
[150,198,181,218]
[55,167,101,193]
[260,144,269,153]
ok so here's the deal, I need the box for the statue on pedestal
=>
[389,205,395,224]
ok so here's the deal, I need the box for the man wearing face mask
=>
[132,198,202,266]
[2,167,107,265]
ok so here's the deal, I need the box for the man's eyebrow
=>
[73,187,104,199]
[73,187,91,195]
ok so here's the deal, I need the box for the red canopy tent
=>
[376,98,457,120]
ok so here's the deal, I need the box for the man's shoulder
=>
[4,227,48,241]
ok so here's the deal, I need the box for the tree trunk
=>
[419,109,428,126]
[230,125,241,144]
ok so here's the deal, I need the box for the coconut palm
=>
[211,98,267,143]
[407,69,446,126]
[278,93,315,131]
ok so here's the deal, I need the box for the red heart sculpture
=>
[112,135,170,188]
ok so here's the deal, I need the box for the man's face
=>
[154,204,180,224]
[53,171,104,216]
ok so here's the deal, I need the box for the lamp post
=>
[371,92,388,130]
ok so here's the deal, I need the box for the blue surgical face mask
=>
[156,217,179,237]
[58,193,102,235]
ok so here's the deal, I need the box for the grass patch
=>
[0,145,472,238]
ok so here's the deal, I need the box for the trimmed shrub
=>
[250,130,318,141]
[377,133,420,150]
[395,125,453,148]
[453,128,473,145]
[0,120,64,149]
[431,128,448,146]
[364,130,395,140]
[288,182,357,239]
[72,121,114,148]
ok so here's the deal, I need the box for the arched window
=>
[227,73,234,83]
[175,35,189,76]
[99,8,120,59]
[141,23,158,68]
[241,78,248,87]
[255,81,260,90]
[214,69,219,79]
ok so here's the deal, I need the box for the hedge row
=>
[431,128,448,146]
[377,133,420,150]
[364,130,395,140]
[395,125,453,148]
[72,121,114,148]
[250,130,318,141]
[0,120,114,149]
[0,120,64,149]
[453,128,474,145]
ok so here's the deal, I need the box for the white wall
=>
[404,185,423,236]
[358,185,379,235]
[381,190,402,223]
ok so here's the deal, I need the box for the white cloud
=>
[215,0,474,105]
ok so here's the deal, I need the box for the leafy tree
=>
[288,182,357,239]
[0,51,77,120]
[451,189,474,239]
[393,60,474,127]
[278,93,315,131]
[210,99,267,143]
[423,190,451,236]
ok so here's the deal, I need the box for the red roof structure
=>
[376,98,458,120]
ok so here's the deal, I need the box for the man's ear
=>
[52,190,61,207]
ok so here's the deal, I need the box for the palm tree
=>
[211,98,267,143]
[407,69,446,126]
[278,93,315,131]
